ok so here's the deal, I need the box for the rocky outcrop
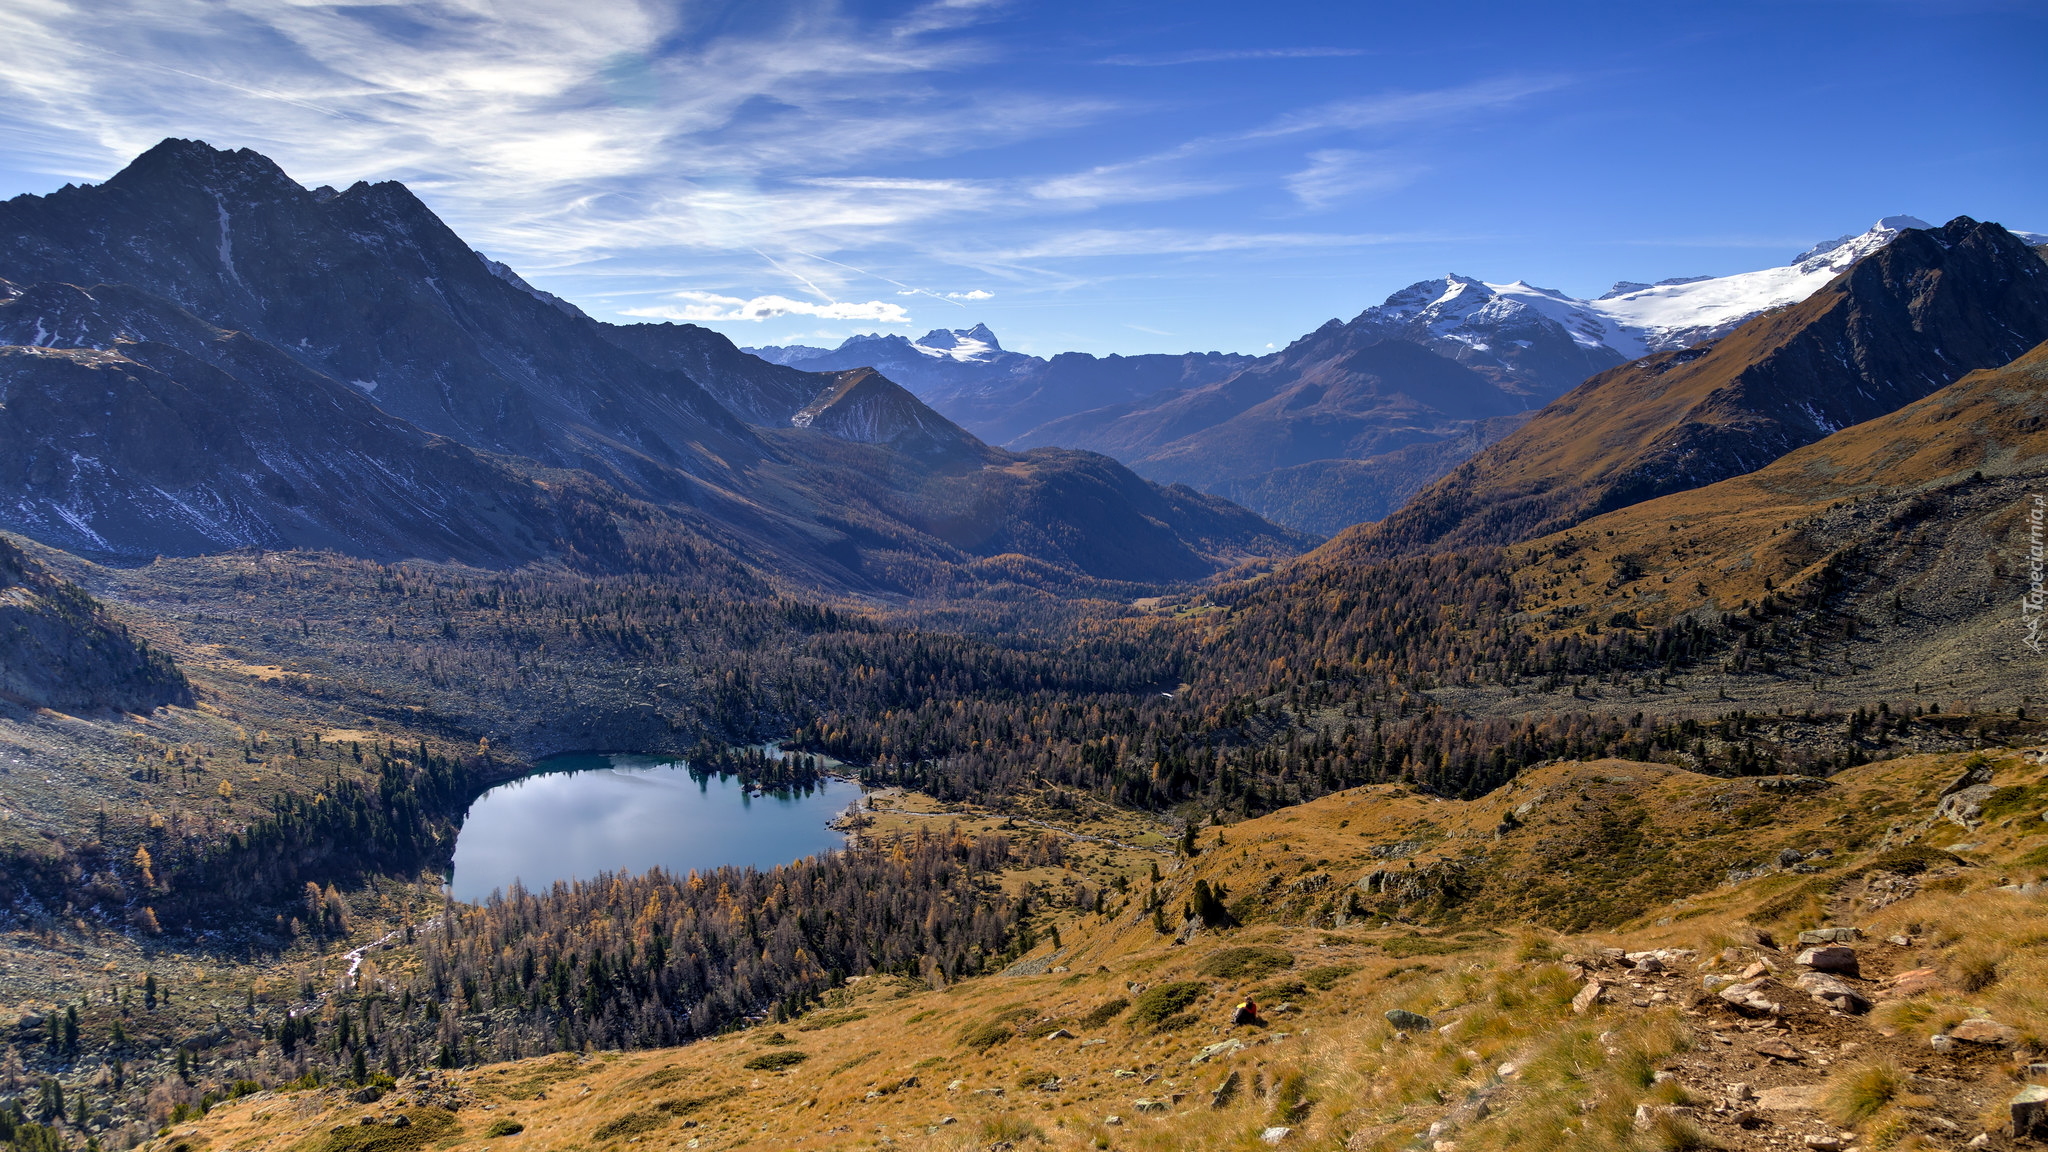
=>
[0,536,189,711]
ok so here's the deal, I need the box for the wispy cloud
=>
[622,291,911,323]
[0,0,1568,343]
[0,0,1085,260]
[1030,76,1560,210]
[1284,149,1424,209]
[967,229,1436,261]
[1247,76,1567,139]
[1098,47,1368,67]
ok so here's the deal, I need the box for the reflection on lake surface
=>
[448,753,860,903]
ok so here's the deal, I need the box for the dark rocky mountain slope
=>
[0,535,188,711]
[1344,216,2048,558]
[1015,326,1524,494]
[0,281,642,567]
[0,140,1301,588]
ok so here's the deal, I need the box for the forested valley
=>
[0,508,2034,1148]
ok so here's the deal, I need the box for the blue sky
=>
[0,0,2040,356]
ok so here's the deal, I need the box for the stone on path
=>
[1754,1084,1826,1112]
[1795,945,1858,973]
[1795,971,1870,1014]
[1571,982,1605,1014]
[2012,1085,2048,1139]
[1950,1018,2018,1046]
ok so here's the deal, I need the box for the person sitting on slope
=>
[1232,995,1263,1027]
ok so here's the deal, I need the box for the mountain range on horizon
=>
[754,215,2047,535]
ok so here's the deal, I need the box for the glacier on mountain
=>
[1360,216,1940,362]
[910,323,1003,362]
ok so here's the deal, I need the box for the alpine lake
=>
[447,753,863,902]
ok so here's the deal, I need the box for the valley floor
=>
[148,746,2048,1152]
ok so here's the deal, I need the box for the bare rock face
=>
[793,368,988,465]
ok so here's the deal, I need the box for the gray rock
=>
[1718,980,1782,1014]
[1796,945,1858,973]
[1210,1070,1241,1109]
[1795,971,1871,1014]
[1385,1009,1434,1031]
[1635,1104,1698,1132]
[1572,981,1607,1014]
[1796,927,1859,945]
[2013,1084,2048,1139]
[1950,1018,2018,1046]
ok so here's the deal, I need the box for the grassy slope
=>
[168,746,2048,1152]
[1489,340,2048,704]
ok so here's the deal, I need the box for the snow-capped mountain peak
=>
[1791,215,1932,273]
[1335,216,2024,399]
[1592,216,1937,355]
[910,323,1003,362]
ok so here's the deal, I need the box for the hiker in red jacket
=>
[1232,995,1263,1026]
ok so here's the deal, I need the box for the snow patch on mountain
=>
[1588,216,1934,354]
[1364,217,1956,363]
[910,323,1003,362]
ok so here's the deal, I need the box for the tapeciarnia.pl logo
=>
[2025,493,2045,654]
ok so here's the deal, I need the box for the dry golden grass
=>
[167,745,2048,1152]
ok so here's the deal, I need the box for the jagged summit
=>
[0,138,1301,585]
[912,322,1002,361]
[101,136,299,195]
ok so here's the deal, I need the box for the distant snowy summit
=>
[754,217,2029,403]
[751,323,1011,368]
[1355,216,1943,373]
[741,215,2041,452]
[907,322,1004,362]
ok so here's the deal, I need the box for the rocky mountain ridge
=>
[0,139,1302,588]
[1347,216,2048,559]
[778,218,2035,538]
[751,324,1257,445]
